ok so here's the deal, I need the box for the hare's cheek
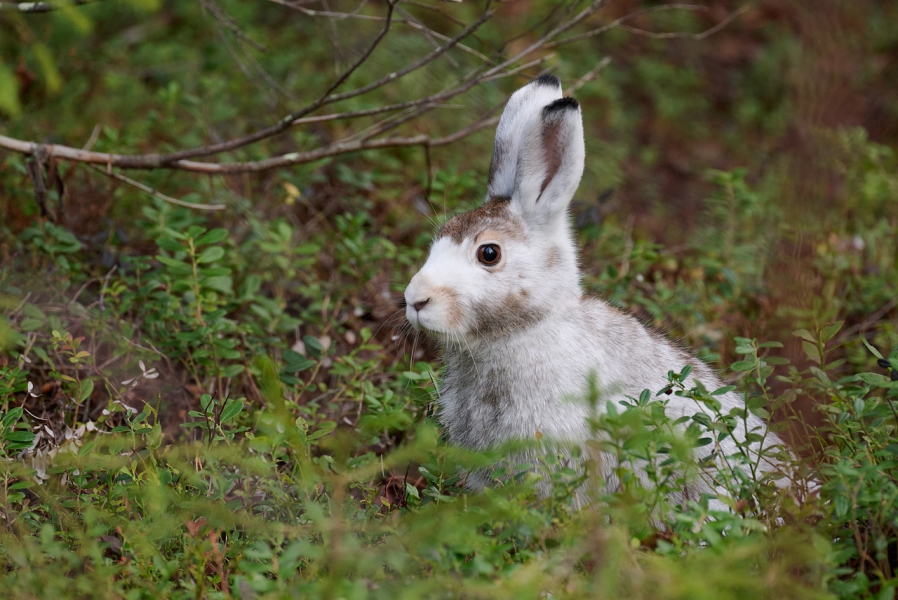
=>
[407,284,463,333]
[426,286,463,331]
[472,289,546,339]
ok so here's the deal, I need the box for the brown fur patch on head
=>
[472,290,545,339]
[438,197,520,244]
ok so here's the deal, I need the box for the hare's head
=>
[405,76,586,345]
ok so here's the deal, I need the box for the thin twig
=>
[480,56,552,83]
[547,3,710,48]
[568,56,612,95]
[88,165,226,210]
[0,0,98,12]
[158,1,490,165]
[0,3,495,170]
[616,6,751,41]
[833,297,898,348]
[0,0,612,176]
[82,123,101,152]
[200,0,269,53]
[397,5,492,65]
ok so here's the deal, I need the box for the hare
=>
[404,75,783,501]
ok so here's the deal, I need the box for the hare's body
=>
[440,296,763,492]
[404,76,782,497]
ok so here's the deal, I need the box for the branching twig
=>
[87,165,226,210]
[568,56,612,95]
[0,0,98,12]
[0,0,718,184]
[0,2,495,171]
[617,6,751,41]
[200,0,269,53]
[547,3,710,48]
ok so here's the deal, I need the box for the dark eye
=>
[477,244,501,266]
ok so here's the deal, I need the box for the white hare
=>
[404,75,783,501]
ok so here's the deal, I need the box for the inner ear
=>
[538,119,563,199]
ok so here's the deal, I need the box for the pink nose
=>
[413,298,430,312]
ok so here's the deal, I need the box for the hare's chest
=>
[437,350,592,450]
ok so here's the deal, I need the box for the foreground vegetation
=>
[2,1,898,598]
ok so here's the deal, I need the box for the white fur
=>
[405,77,784,503]
[487,75,563,200]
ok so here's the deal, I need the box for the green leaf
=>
[79,379,94,403]
[809,367,830,384]
[155,255,190,270]
[802,341,821,364]
[857,372,889,386]
[195,228,229,247]
[3,430,36,443]
[222,364,245,378]
[862,338,883,360]
[764,357,790,365]
[2,407,24,428]
[33,44,62,94]
[19,318,45,332]
[79,440,98,456]
[155,236,184,252]
[758,341,784,349]
[302,335,324,358]
[792,329,816,343]
[820,321,843,343]
[282,349,315,372]
[307,421,336,441]
[197,246,225,264]
[749,407,770,419]
[730,360,754,372]
[711,385,736,396]
[21,304,47,320]
[0,63,21,117]
[202,276,233,294]
[133,406,152,424]
[219,400,244,423]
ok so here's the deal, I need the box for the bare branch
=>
[318,0,398,101]
[616,6,751,41]
[0,0,98,12]
[141,0,410,166]
[1,114,498,175]
[567,56,612,95]
[547,3,710,48]
[0,0,616,177]
[199,0,269,53]
[87,166,226,211]
[398,7,493,65]
[265,0,384,21]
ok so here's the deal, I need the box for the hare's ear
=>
[511,97,585,229]
[487,75,563,200]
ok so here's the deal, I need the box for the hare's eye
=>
[477,244,501,266]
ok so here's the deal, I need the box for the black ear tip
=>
[543,97,580,115]
[534,74,561,88]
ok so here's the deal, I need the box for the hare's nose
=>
[413,298,431,312]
